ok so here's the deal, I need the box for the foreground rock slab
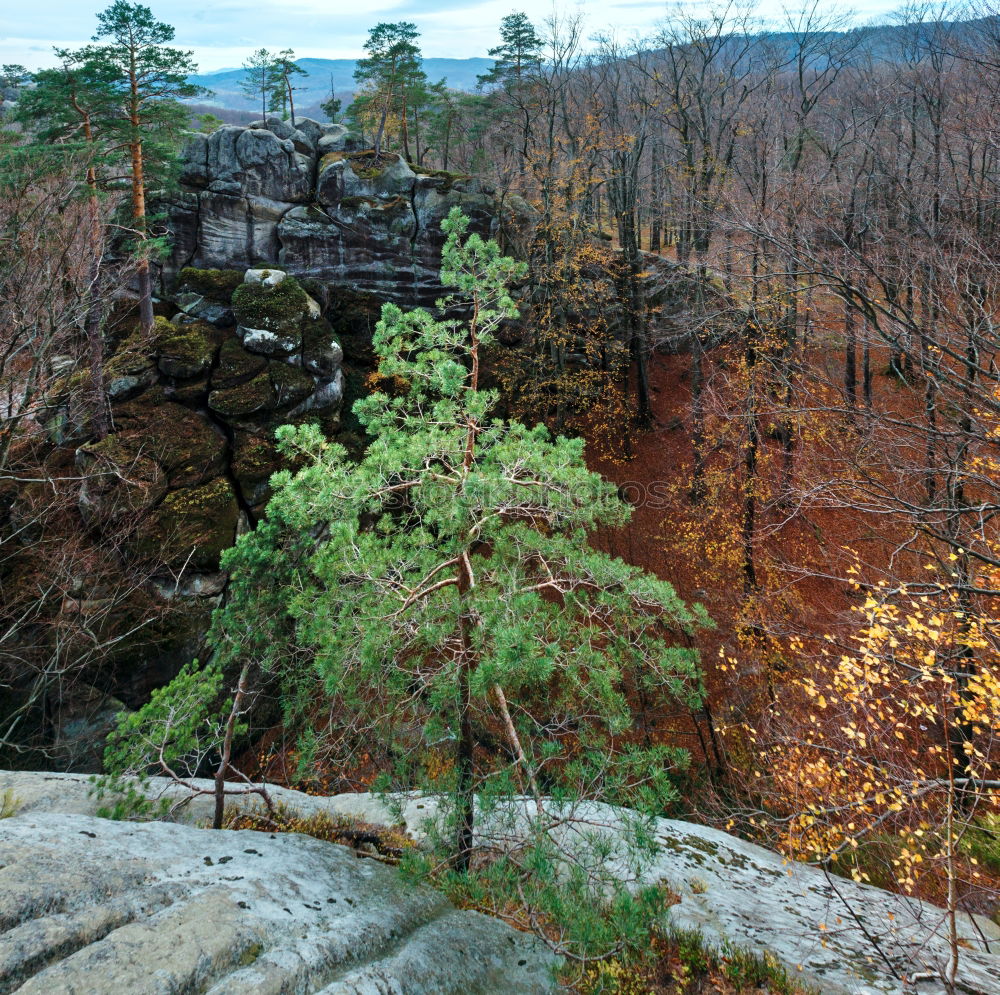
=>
[0,810,555,995]
[5,771,998,994]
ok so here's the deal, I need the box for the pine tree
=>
[270,49,307,127]
[320,73,342,123]
[212,209,709,870]
[74,2,203,336]
[14,52,120,438]
[477,12,543,89]
[477,12,543,176]
[240,48,278,123]
[352,22,425,158]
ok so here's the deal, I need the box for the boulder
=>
[231,272,310,335]
[174,292,236,328]
[212,336,267,388]
[76,440,167,526]
[156,320,221,379]
[243,266,287,289]
[136,477,240,571]
[0,809,555,995]
[269,360,316,408]
[238,326,299,357]
[208,369,276,419]
[289,369,344,416]
[303,319,344,376]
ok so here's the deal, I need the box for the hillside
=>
[189,56,495,113]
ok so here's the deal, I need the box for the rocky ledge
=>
[0,809,554,994]
[167,116,502,305]
[4,771,999,995]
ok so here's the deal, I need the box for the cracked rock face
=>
[166,119,498,305]
[0,809,556,995]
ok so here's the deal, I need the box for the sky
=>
[2,0,907,73]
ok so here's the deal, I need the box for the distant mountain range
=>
[188,58,495,114]
[186,17,995,118]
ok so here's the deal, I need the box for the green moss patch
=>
[269,361,315,409]
[213,337,267,390]
[158,321,224,379]
[177,267,245,302]
[208,369,276,418]
[232,275,309,334]
[140,478,240,571]
[232,430,282,484]
[411,165,472,190]
[98,397,227,488]
[347,150,399,180]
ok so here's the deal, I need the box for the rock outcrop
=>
[0,808,555,993]
[167,117,499,306]
[1,267,347,742]
[5,771,999,995]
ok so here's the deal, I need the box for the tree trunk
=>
[85,187,109,439]
[401,93,411,163]
[76,104,109,439]
[844,298,857,420]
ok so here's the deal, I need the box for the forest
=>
[1,1,1000,992]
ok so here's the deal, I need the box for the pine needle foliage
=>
[214,209,708,857]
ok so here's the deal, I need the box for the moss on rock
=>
[232,430,281,484]
[411,165,472,191]
[269,361,316,409]
[208,369,276,419]
[347,150,398,179]
[177,267,245,302]
[99,394,227,489]
[140,478,240,571]
[327,287,384,364]
[212,337,268,390]
[76,439,167,525]
[232,275,310,334]
[319,151,346,171]
[302,318,343,375]
[157,321,224,379]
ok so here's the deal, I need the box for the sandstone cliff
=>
[167,117,500,305]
